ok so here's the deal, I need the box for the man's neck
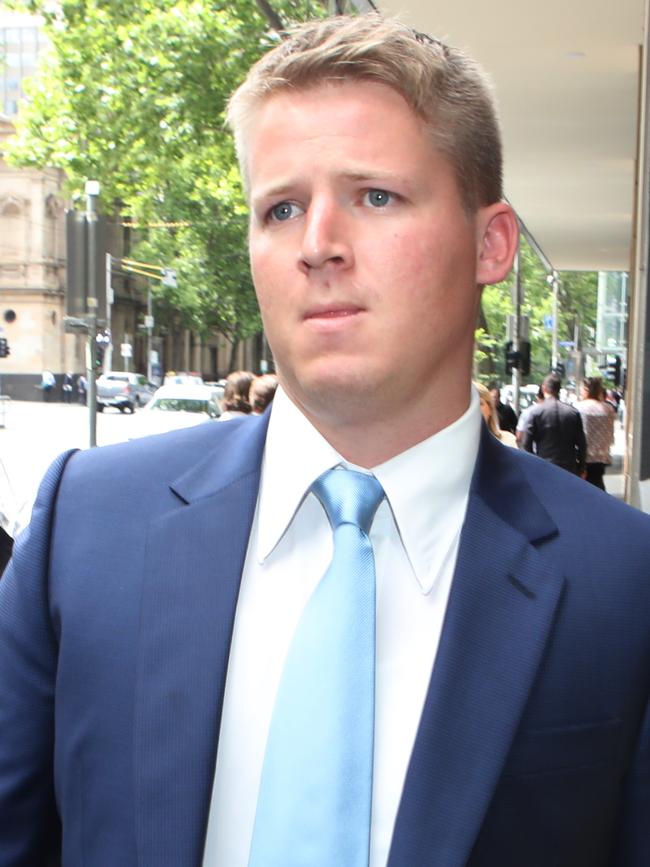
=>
[281,389,473,468]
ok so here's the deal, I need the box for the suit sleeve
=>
[610,694,650,866]
[0,450,76,866]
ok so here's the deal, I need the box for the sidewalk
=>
[604,422,625,500]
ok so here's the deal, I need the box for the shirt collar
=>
[256,387,342,562]
[257,385,481,593]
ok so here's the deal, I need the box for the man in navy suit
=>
[1,15,649,867]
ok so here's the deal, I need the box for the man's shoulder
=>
[524,401,545,420]
[512,444,650,536]
[532,398,579,419]
[59,414,269,496]
[559,399,581,416]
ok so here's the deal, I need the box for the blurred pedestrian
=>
[62,372,74,404]
[488,381,517,433]
[576,377,615,490]
[515,384,544,445]
[604,388,620,415]
[521,373,586,475]
[249,374,279,415]
[218,370,255,420]
[476,382,517,447]
[77,373,87,405]
[41,370,55,403]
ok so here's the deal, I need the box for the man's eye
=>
[364,189,393,208]
[269,202,302,222]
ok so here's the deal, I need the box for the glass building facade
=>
[0,9,47,117]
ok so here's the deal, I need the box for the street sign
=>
[144,315,154,329]
[64,316,90,333]
[544,315,553,330]
[162,268,177,288]
[121,343,132,358]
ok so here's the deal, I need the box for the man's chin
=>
[281,364,387,425]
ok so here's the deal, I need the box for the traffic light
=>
[0,338,9,358]
[95,330,110,370]
[519,340,531,376]
[607,355,621,387]
[505,340,530,376]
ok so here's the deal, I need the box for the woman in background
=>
[576,376,615,490]
[475,382,518,448]
[218,370,255,421]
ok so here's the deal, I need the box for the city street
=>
[1,399,142,530]
[0,396,627,537]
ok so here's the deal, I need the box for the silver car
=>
[96,372,157,413]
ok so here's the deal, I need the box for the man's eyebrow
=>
[252,170,414,203]
[251,182,297,204]
[340,171,420,200]
[340,170,412,187]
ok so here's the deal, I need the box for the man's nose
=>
[299,200,353,272]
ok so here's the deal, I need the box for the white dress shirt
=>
[202,386,481,867]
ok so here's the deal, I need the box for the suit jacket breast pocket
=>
[468,720,626,867]
[502,717,623,778]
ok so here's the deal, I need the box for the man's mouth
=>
[304,304,365,321]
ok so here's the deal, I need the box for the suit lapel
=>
[133,416,269,867]
[388,431,565,867]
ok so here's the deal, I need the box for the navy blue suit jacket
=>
[1,414,649,866]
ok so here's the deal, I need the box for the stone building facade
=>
[0,116,85,399]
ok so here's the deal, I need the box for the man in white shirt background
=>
[1,15,650,867]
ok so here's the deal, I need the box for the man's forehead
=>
[244,81,442,186]
[248,78,422,135]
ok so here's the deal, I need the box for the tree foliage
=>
[476,235,598,385]
[7,0,326,343]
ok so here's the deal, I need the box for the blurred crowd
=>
[477,374,620,491]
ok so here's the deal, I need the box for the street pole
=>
[574,319,584,391]
[147,282,153,383]
[551,271,560,373]
[106,252,113,372]
[511,246,522,411]
[85,180,100,448]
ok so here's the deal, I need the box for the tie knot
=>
[311,468,384,535]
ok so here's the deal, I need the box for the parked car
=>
[96,372,157,413]
[130,384,221,438]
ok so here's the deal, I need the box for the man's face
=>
[247,80,513,435]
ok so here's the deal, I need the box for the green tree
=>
[7,0,326,348]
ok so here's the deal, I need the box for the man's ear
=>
[475,202,519,286]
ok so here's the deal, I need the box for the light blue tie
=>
[248,467,385,867]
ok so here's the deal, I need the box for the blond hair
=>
[226,14,502,211]
[475,381,503,439]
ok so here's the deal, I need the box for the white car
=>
[163,373,204,387]
[96,371,157,413]
[130,385,220,438]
